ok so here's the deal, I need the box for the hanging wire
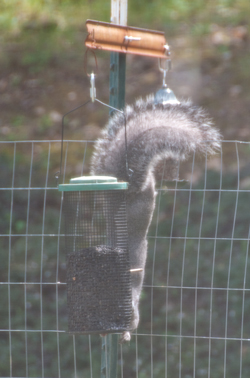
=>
[55,57,131,184]
[95,98,132,180]
[54,101,90,185]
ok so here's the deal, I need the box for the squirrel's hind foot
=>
[119,331,131,343]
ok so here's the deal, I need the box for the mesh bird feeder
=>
[58,176,132,335]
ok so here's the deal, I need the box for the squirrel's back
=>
[91,95,221,191]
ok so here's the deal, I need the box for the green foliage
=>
[38,115,53,133]
[1,0,250,35]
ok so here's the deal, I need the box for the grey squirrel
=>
[90,94,221,343]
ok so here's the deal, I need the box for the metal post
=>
[109,52,126,111]
[109,0,127,112]
[100,2,127,378]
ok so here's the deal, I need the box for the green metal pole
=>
[100,51,126,378]
[109,52,126,111]
[101,34,126,378]
[100,3,127,377]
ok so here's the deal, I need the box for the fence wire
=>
[0,140,250,378]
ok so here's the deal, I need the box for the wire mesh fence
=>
[0,139,250,378]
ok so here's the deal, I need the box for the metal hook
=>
[90,73,96,102]
[158,58,172,87]
[155,57,179,105]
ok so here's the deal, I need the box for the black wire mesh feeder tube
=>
[58,176,132,335]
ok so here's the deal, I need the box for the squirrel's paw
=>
[119,331,131,343]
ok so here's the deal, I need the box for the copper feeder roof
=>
[85,20,170,59]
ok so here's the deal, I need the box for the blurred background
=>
[1,1,250,377]
[0,0,250,143]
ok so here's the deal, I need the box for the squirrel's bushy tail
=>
[91,95,221,190]
[90,95,221,343]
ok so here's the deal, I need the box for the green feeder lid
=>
[58,176,128,191]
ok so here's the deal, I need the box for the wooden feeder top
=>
[85,20,170,59]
